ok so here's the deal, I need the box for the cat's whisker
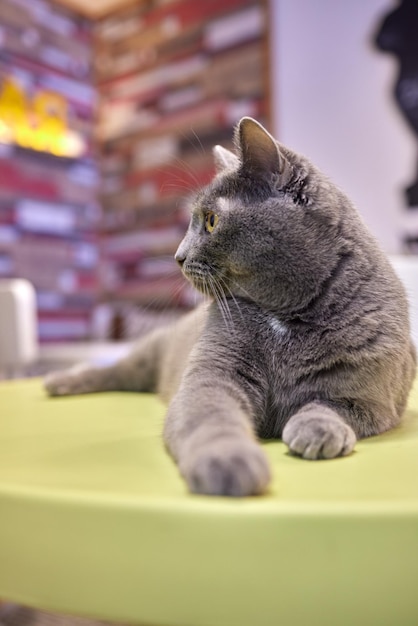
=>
[208,274,234,334]
[190,128,206,156]
[228,276,254,302]
[217,278,235,331]
[126,273,188,320]
[171,157,203,188]
[207,275,227,330]
[159,182,196,196]
[153,160,201,192]
[179,128,207,159]
[215,273,244,321]
[203,263,243,323]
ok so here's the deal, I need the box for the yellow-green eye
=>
[205,211,219,233]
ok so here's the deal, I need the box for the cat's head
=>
[175,117,354,317]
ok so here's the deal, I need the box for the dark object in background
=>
[375,0,418,207]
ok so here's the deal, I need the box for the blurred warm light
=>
[0,77,86,157]
[0,119,13,144]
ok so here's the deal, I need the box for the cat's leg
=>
[44,326,168,397]
[164,379,271,497]
[282,401,356,460]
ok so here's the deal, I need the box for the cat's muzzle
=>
[182,261,212,293]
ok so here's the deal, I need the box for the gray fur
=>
[45,117,416,497]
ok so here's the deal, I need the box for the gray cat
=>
[45,117,416,497]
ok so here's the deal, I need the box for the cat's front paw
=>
[180,438,271,497]
[282,403,356,460]
[44,366,91,397]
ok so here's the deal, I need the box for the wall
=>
[270,0,415,253]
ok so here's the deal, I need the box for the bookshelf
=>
[95,0,271,312]
[0,0,271,341]
[0,0,99,342]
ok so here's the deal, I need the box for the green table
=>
[1,378,418,626]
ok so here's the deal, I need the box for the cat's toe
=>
[44,369,86,396]
[44,372,72,396]
[180,439,271,497]
[282,408,356,460]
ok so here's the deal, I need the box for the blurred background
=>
[0,0,417,371]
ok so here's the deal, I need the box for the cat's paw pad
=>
[282,411,356,460]
[44,367,89,396]
[180,439,271,497]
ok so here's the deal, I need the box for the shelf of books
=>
[0,0,99,342]
[0,0,271,342]
[95,0,270,313]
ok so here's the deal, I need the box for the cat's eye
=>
[204,211,219,233]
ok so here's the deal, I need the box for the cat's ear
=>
[213,145,239,173]
[236,117,290,182]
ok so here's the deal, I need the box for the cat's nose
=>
[174,249,186,267]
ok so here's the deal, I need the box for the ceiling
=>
[54,0,138,19]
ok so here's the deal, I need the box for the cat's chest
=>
[240,312,301,378]
[237,310,295,356]
[263,316,295,370]
[262,315,321,381]
[268,316,288,337]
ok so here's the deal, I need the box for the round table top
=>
[1,377,418,626]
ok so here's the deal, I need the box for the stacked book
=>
[96,0,270,309]
[0,0,98,342]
